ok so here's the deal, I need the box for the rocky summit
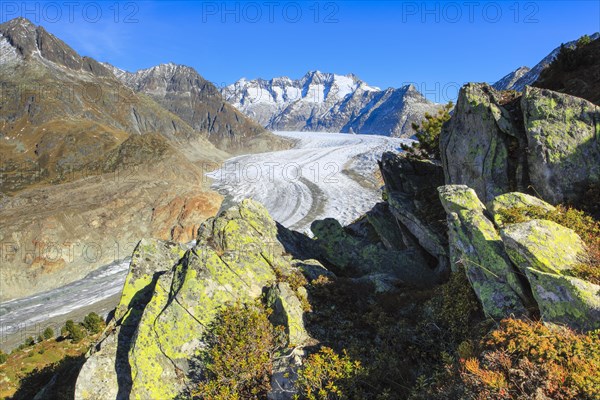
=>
[440,82,600,210]
[105,63,289,153]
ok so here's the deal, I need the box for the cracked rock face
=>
[440,83,529,203]
[440,82,600,210]
[522,86,600,205]
[75,200,311,400]
[438,185,532,319]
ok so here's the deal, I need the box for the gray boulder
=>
[438,185,531,319]
[502,219,600,331]
[522,86,600,205]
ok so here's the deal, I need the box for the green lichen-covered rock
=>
[488,192,555,228]
[523,269,600,331]
[501,219,599,330]
[440,83,528,203]
[266,282,311,347]
[74,327,120,400]
[75,238,186,400]
[522,86,600,205]
[438,185,486,215]
[438,185,531,319]
[127,200,282,399]
[77,199,293,400]
[115,239,187,322]
[128,269,179,399]
[311,218,354,270]
[501,219,585,275]
[364,202,409,251]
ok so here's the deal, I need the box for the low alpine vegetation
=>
[294,346,362,400]
[193,300,286,399]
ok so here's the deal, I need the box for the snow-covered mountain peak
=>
[221,71,441,137]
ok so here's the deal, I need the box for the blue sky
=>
[2,1,599,102]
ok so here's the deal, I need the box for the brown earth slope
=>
[0,17,282,301]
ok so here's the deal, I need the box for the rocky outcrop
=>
[438,186,531,319]
[440,83,529,203]
[310,216,438,287]
[75,200,312,400]
[75,238,187,400]
[441,82,600,212]
[435,185,600,330]
[379,152,449,273]
[501,219,600,331]
[522,86,600,205]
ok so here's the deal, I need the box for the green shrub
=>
[0,350,8,364]
[294,346,362,400]
[401,102,453,161]
[63,320,85,343]
[42,327,54,340]
[193,301,284,399]
[431,270,482,341]
[577,34,592,47]
[82,312,105,334]
[25,337,35,347]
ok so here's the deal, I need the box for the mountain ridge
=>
[493,32,600,91]
[222,71,441,137]
[104,62,289,153]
